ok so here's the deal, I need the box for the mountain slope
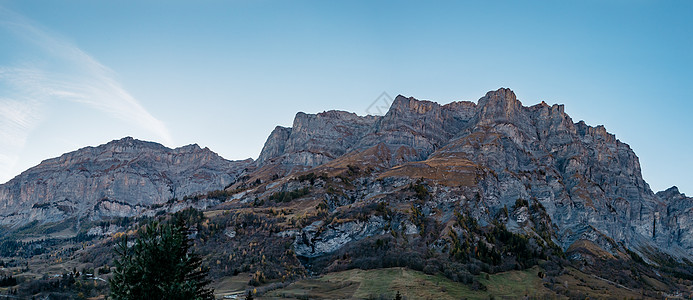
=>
[1,88,692,299]
[250,88,692,259]
[0,137,252,226]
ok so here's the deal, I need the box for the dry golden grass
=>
[212,273,252,298]
[556,267,646,299]
[309,143,394,177]
[379,155,478,186]
[567,239,617,261]
[262,266,562,300]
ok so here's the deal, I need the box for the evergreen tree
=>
[110,216,214,300]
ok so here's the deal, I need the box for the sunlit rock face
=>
[255,88,692,258]
[257,95,478,169]
[0,137,252,226]
[1,88,690,260]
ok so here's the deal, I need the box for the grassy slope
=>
[555,267,647,299]
[211,273,252,298]
[261,266,559,299]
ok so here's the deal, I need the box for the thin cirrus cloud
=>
[0,7,172,183]
[0,97,42,173]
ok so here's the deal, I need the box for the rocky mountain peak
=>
[251,88,693,261]
[292,110,375,130]
[255,109,379,168]
[0,138,252,226]
[657,186,685,200]
[575,121,616,143]
[388,95,441,115]
[666,186,681,194]
[481,87,517,102]
[3,89,692,298]
[103,136,167,151]
[256,126,292,165]
[475,87,523,125]
[175,143,205,153]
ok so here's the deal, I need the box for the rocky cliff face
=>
[257,96,477,169]
[0,137,252,226]
[1,89,688,299]
[447,89,669,255]
[257,111,378,167]
[1,88,688,263]
[654,187,693,254]
[255,88,692,259]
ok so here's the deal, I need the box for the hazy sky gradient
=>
[0,1,691,194]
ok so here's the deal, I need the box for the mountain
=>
[1,88,692,299]
[252,88,693,259]
[0,137,252,226]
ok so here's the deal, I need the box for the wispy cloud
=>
[0,98,43,174]
[0,7,172,183]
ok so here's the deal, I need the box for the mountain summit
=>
[0,137,252,226]
[1,88,692,298]
[2,88,690,258]
[249,88,692,259]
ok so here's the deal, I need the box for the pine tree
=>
[110,216,214,300]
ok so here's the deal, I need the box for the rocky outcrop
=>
[257,111,378,167]
[1,88,689,263]
[654,187,693,254]
[433,89,693,258]
[256,96,477,168]
[255,88,691,259]
[294,216,387,258]
[256,126,292,165]
[0,137,252,226]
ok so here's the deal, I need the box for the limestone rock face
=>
[257,111,378,167]
[2,88,690,262]
[256,126,292,166]
[358,96,476,163]
[435,89,687,257]
[294,216,387,258]
[257,96,477,168]
[475,88,526,126]
[655,187,693,254]
[255,88,692,258]
[0,137,252,226]
[283,111,378,167]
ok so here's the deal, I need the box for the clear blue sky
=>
[0,1,690,194]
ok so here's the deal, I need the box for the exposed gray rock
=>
[224,228,237,239]
[294,216,387,258]
[0,137,252,226]
[2,87,690,264]
[422,89,692,258]
[265,88,693,259]
[256,126,292,165]
[257,111,378,168]
[256,97,477,168]
[87,224,123,236]
[654,187,693,254]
